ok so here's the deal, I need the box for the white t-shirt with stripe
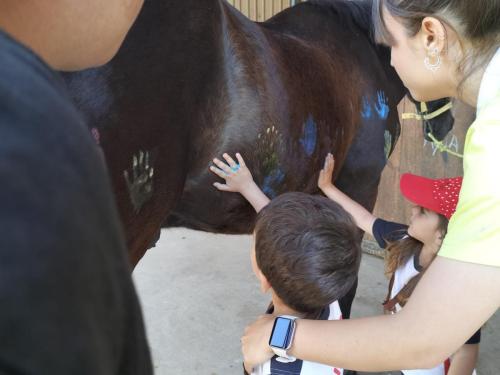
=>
[251,301,343,375]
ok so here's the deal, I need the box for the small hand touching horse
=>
[211,153,270,213]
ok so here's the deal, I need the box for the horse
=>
[62,0,454,315]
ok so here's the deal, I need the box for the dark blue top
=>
[0,30,153,374]
[372,218,409,249]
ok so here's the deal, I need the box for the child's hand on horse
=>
[318,153,335,192]
[210,153,254,193]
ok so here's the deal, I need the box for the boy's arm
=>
[318,153,377,235]
[210,153,270,213]
[447,344,479,375]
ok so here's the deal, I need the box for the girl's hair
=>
[385,209,449,278]
[383,209,449,307]
[372,0,500,87]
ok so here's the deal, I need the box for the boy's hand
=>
[318,153,335,191]
[210,153,254,193]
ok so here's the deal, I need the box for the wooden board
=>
[227,0,296,21]
[372,98,474,225]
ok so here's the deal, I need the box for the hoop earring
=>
[424,47,441,72]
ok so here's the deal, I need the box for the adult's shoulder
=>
[0,30,106,192]
[0,29,122,263]
[439,97,500,266]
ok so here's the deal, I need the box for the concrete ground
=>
[133,228,499,375]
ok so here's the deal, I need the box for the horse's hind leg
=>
[338,278,358,319]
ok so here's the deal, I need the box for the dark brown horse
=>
[62,0,453,282]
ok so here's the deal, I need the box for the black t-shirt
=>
[372,218,409,249]
[0,30,153,374]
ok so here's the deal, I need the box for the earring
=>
[424,47,441,72]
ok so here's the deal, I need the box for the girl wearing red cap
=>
[241,0,499,373]
[317,153,479,375]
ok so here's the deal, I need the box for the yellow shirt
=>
[439,48,500,266]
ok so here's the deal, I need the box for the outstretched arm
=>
[241,257,500,371]
[318,153,377,235]
[447,343,479,375]
[210,153,270,213]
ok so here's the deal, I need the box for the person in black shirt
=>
[0,2,152,374]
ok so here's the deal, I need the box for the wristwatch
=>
[268,315,298,363]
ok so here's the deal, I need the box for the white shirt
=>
[392,256,447,375]
[251,301,343,375]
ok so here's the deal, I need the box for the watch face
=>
[269,317,292,349]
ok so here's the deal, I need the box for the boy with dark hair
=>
[210,155,361,375]
[254,192,361,319]
[249,193,360,375]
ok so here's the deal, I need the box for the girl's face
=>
[408,205,443,247]
[382,7,454,102]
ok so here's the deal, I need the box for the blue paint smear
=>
[361,96,372,119]
[262,169,286,199]
[375,90,390,120]
[299,115,317,157]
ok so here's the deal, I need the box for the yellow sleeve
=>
[439,100,500,266]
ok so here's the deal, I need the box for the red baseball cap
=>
[399,173,463,220]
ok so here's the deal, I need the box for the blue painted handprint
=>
[299,115,318,156]
[361,96,372,119]
[375,90,389,120]
[262,168,286,199]
[257,125,286,198]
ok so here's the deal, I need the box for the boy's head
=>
[253,192,361,315]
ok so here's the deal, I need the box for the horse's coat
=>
[62,0,454,269]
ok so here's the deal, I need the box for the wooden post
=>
[228,0,298,21]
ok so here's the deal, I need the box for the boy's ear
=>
[256,268,272,293]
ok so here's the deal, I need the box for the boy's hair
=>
[254,192,361,316]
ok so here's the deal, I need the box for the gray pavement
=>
[133,229,499,375]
